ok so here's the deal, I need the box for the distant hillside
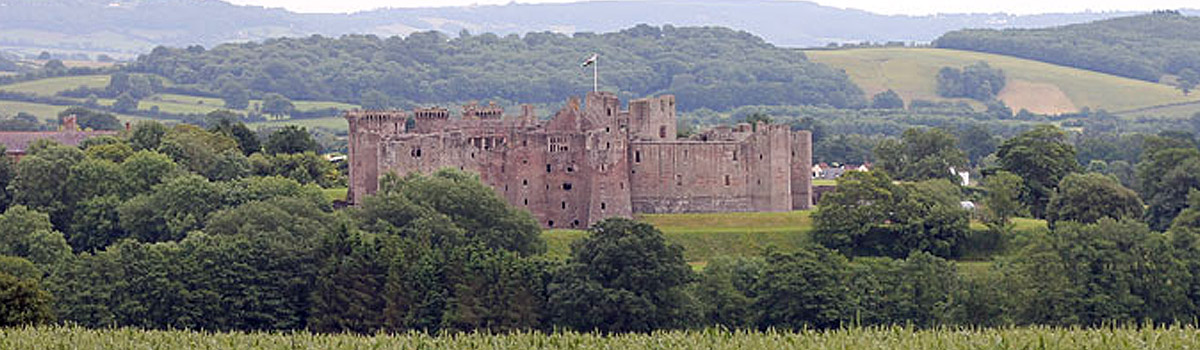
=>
[935,12,1200,82]
[0,0,1171,57]
[126,25,865,111]
[805,48,1197,117]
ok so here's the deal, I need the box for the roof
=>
[0,131,118,154]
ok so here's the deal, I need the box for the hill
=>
[935,12,1200,83]
[805,47,1198,116]
[126,26,866,111]
[0,0,1169,58]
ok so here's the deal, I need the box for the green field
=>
[544,211,1046,267]
[805,48,1198,117]
[0,74,111,96]
[8,325,1199,349]
[321,188,348,202]
[0,100,143,123]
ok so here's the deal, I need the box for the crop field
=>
[805,48,1197,117]
[6,325,1199,349]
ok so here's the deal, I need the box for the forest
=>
[125,25,866,112]
[6,112,1200,332]
[935,11,1200,85]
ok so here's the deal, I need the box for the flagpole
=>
[593,54,598,92]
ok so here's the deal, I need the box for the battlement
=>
[344,109,407,134]
[413,107,451,120]
[463,101,504,120]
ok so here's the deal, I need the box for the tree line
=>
[126,25,866,112]
[935,12,1200,86]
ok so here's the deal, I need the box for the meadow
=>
[5,325,1197,349]
[805,47,1198,117]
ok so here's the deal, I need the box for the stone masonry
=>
[345,92,813,229]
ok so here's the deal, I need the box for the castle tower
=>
[791,130,813,210]
[344,109,408,203]
[627,95,676,141]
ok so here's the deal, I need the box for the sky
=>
[223,0,1197,15]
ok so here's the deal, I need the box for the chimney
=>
[63,115,79,132]
[125,122,131,132]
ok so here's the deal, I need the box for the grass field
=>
[8,325,1200,349]
[322,188,348,202]
[805,48,1198,117]
[0,74,111,96]
[0,100,143,123]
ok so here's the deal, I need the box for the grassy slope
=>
[543,211,1046,270]
[0,76,358,130]
[805,48,1197,117]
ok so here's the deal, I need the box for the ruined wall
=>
[629,141,753,213]
[791,130,813,210]
[345,93,814,228]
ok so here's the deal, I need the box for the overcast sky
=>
[223,0,1196,15]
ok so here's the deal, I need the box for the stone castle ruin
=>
[346,92,812,228]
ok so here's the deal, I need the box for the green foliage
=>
[57,107,120,131]
[692,256,763,328]
[981,170,1025,228]
[549,218,695,332]
[0,144,11,211]
[1138,146,1200,231]
[112,92,138,113]
[812,171,969,258]
[265,125,320,155]
[0,272,54,327]
[207,111,261,155]
[260,93,294,117]
[128,120,169,151]
[870,89,904,109]
[935,62,1005,101]
[220,83,250,110]
[753,246,852,329]
[249,152,338,187]
[10,142,84,228]
[1045,172,1143,229]
[157,124,241,180]
[1006,219,1192,325]
[936,12,1200,82]
[996,125,1079,219]
[873,128,967,181]
[849,252,963,327]
[130,26,865,111]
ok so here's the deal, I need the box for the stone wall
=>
[345,92,814,228]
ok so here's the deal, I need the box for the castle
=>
[345,92,812,228]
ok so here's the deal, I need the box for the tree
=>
[261,93,295,117]
[936,62,1006,101]
[982,170,1025,228]
[692,256,762,328]
[1138,147,1200,231]
[0,272,54,327]
[873,128,967,182]
[812,171,969,258]
[360,89,391,110]
[157,124,240,179]
[113,92,139,113]
[0,144,11,211]
[548,218,695,332]
[10,142,84,229]
[129,121,169,151]
[753,247,853,329]
[1046,173,1143,229]
[870,89,905,109]
[1177,68,1199,95]
[208,110,261,155]
[956,124,998,166]
[265,126,321,155]
[43,59,65,70]
[220,83,251,110]
[996,125,1079,219]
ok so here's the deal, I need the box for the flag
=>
[581,53,597,67]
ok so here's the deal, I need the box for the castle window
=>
[471,152,475,159]
[606,142,611,149]
[635,150,642,163]
[573,219,581,227]
[523,179,528,186]
[607,107,612,116]
[505,185,509,192]
[547,164,552,173]
[601,202,607,210]
[760,154,764,160]
[676,174,683,186]
[683,150,688,158]
[620,182,625,189]
[523,140,527,147]
[725,175,731,186]
[524,198,528,205]
[733,151,738,161]
[563,183,573,191]
[562,201,567,210]
[659,126,667,138]
[548,220,555,227]
[567,166,575,173]
[606,127,611,133]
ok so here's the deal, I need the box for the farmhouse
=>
[0,115,118,161]
[345,92,813,228]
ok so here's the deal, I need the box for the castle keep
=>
[345,92,813,228]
